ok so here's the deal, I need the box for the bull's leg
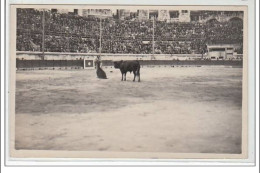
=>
[138,69,141,82]
[133,71,136,82]
[124,73,126,81]
[121,73,123,81]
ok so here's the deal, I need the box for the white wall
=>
[16,52,202,61]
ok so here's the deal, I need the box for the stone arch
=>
[206,18,219,24]
[229,17,243,22]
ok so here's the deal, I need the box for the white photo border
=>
[4,0,257,166]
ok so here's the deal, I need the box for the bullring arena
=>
[14,8,244,154]
[15,56,243,154]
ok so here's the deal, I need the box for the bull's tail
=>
[137,67,140,75]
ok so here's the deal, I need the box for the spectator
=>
[16,8,243,54]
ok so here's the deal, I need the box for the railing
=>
[16,51,203,61]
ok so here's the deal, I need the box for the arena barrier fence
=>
[16,59,84,70]
[102,59,243,67]
[16,51,243,70]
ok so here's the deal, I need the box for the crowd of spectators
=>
[16,8,243,54]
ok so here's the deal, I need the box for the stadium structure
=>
[16,8,244,69]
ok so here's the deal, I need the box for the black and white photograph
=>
[9,5,248,159]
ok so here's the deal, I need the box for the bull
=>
[114,60,141,82]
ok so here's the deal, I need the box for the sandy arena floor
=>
[15,66,242,154]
